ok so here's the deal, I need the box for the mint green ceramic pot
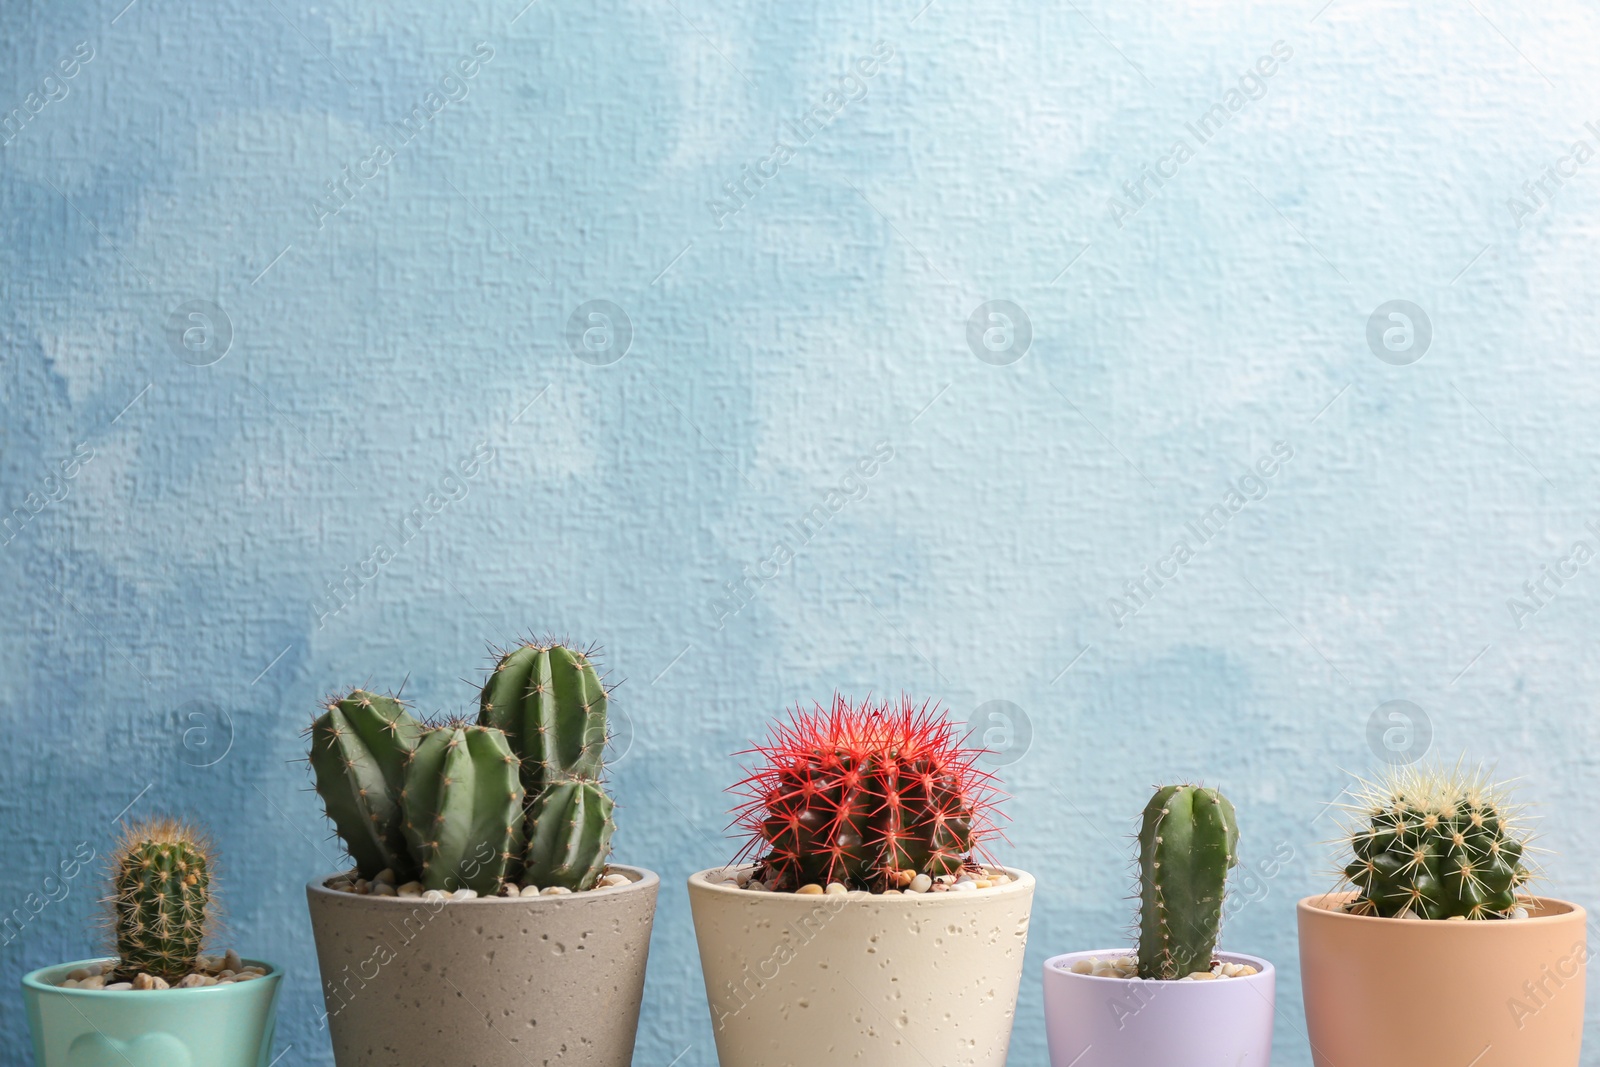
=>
[22,957,283,1067]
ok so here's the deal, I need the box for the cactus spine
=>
[1136,784,1239,980]
[1339,764,1533,919]
[478,640,616,891]
[307,689,423,881]
[110,819,213,982]
[401,722,526,895]
[732,695,1000,892]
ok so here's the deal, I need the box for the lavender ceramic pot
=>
[1042,948,1275,1067]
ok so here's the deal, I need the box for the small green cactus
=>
[306,689,423,881]
[401,721,526,895]
[1136,784,1239,980]
[478,640,608,794]
[523,779,615,891]
[110,819,213,982]
[1338,764,1534,919]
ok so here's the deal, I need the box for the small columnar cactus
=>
[732,694,1000,892]
[401,722,526,895]
[110,819,213,982]
[1136,784,1239,980]
[478,640,607,794]
[1338,764,1533,919]
[523,779,616,891]
[307,689,423,881]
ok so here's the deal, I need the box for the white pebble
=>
[233,972,260,982]
[177,974,208,988]
[104,982,134,991]
[520,885,542,897]
[372,883,396,897]
[745,880,770,892]
[1069,959,1094,975]
[223,951,243,972]
[908,874,932,894]
[1511,907,1530,920]
[397,882,423,898]
[540,886,572,896]
[950,880,977,892]
[421,890,447,901]
[450,889,478,900]
[825,883,847,896]
[78,976,105,990]
[600,873,630,887]
[60,979,80,988]
[373,868,396,885]
[67,968,91,981]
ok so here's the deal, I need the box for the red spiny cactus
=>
[731,695,1002,892]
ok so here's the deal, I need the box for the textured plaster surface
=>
[3,0,1599,1064]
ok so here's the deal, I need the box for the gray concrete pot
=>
[306,866,658,1067]
[689,865,1035,1067]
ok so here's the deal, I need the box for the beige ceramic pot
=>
[688,866,1034,1067]
[1298,893,1587,1067]
[306,865,658,1067]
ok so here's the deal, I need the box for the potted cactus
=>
[303,640,659,1067]
[21,819,283,1066]
[1298,764,1587,1067]
[1041,785,1275,1067]
[688,694,1035,1067]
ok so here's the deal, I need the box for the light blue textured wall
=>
[4,0,1599,1062]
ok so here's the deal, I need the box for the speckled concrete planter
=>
[22,956,282,1067]
[688,866,1034,1067]
[306,865,658,1067]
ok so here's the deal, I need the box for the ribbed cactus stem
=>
[1341,765,1531,919]
[734,695,998,892]
[307,689,422,880]
[523,779,615,891]
[111,820,212,982]
[1137,784,1239,980]
[478,641,607,794]
[401,723,525,894]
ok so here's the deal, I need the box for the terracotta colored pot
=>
[688,866,1034,1067]
[1042,948,1275,1066]
[1298,893,1587,1067]
[306,865,658,1066]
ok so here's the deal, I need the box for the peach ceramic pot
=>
[1298,893,1586,1067]
[1042,948,1275,1067]
[688,866,1034,1067]
[306,866,658,1067]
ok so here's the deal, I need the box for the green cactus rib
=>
[478,642,607,793]
[522,779,615,891]
[1137,784,1239,980]
[1342,768,1531,919]
[307,689,423,880]
[112,822,211,982]
[401,723,525,894]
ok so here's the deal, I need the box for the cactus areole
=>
[732,695,1002,892]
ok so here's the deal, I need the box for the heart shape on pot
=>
[68,1032,192,1067]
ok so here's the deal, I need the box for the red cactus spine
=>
[731,695,1001,892]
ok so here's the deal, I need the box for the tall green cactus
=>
[478,641,607,793]
[401,722,526,894]
[1136,784,1239,980]
[307,689,423,881]
[111,820,212,982]
[1340,765,1532,919]
[523,779,615,891]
